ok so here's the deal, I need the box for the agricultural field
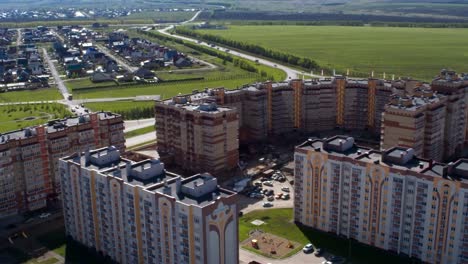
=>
[0,89,62,103]
[197,25,468,80]
[0,103,70,132]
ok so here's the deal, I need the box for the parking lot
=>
[237,170,295,214]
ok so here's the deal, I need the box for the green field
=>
[240,209,412,264]
[0,89,62,103]
[0,103,70,132]
[75,77,255,99]
[198,25,468,80]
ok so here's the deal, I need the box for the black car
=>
[314,248,323,256]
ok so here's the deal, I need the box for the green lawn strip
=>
[84,100,154,120]
[127,140,157,150]
[197,25,468,80]
[25,258,60,264]
[125,125,155,138]
[66,79,117,90]
[0,89,62,103]
[74,78,255,99]
[240,209,413,264]
[34,227,111,264]
[0,103,70,133]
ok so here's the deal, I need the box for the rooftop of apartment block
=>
[422,159,468,182]
[153,173,235,207]
[64,146,178,187]
[0,111,121,145]
[386,91,444,111]
[297,136,428,171]
[163,94,235,114]
[432,69,468,84]
[297,136,468,182]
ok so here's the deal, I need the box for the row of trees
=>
[175,27,319,70]
[112,106,154,120]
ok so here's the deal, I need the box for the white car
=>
[39,213,51,219]
[263,181,273,187]
[303,243,314,253]
[262,202,273,207]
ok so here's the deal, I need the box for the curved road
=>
[158,13,317,81]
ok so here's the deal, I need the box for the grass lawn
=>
[240,209,413,264]
[125,125,155,138]
[84,100,154,120]
[0,88,62,103]
[35,228,111,264]
[0,103,70,132]
[74,78,255,99]
[66,78,117,90]
[198,25,468,80]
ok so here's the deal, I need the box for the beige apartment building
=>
[381,88,447,161]
[294,136,468,264]
[0,112,125,218]
[59,146,238,264]
[155,96,239,175]
[431,70,468,159]
[155,70,467,174]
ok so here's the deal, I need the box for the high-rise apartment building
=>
[381,88,447,161]
[294,136,468,264]
[155,96,239,175]
[155,71,467,173]
[59,146,238,264]
[0,112,125,218]
[431,70,468,160]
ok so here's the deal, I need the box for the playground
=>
[241,230,301,259]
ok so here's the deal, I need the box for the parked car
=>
[282,193,290,200]
[275,193,283,199]
[315,248,324,256]
[267,196,274,201]
[263,181,273,186]
[281,187,290,192]
[303,243,314,253]
[39,213,51,219]
[254,181,262,187]
[266,190,274,196]
[262,202,273,207]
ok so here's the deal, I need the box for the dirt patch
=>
[240,230,301,259]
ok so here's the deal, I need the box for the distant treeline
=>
[175,27,320,71]
[200,10,468,24]
[225,20,468,28]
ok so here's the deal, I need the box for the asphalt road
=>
[95,43,138,73]
[124,118,155,133]
[126,131,156,147]
[158,17,314,81]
